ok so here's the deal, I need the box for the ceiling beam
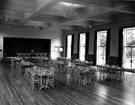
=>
[112,8,135,15]
[58,17,110,27]
[62,3,134,24]
[53,25,76,30]
[62,0,134,15]
[59,0,134,25]
[31,15,62,23]
[84,18,111,23]
[20,0,59,24]
[59,20,87,26]
[86,5,134,18]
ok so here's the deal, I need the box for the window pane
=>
[67,46,71,58]
[80,55,85,61]
[80,33,86,46]
[98,47,106,65]
[97,30,107,65]
[67,35,72,59]
[79,33,86,61]
[80,47,85,56]
[67,35,72,46]
[100,32,107,46]
[123,27,135,69]
[126,29,135,46]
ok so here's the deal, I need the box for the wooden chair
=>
[24,68,30,83]
[29,71,41,90]
[89,66,97,83]
[78,72,86,86]
[46,72,55,88]
[97,66,106,81]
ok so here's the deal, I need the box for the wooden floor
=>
[0,63,135,105]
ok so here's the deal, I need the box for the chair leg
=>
[32,81,34,90]
[45,79,50,89]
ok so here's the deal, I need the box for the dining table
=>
[26,66,54,90]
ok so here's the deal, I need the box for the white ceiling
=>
[0,0,135,31]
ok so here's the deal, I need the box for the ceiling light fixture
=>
[0,15,13,21]
[62,2,84,19]
[34,25,48,30]
[84,25,92,29]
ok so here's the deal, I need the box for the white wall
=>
[0,26,63,59]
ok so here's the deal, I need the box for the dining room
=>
[0,0,135,105]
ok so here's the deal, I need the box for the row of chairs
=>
[66,66,97,86]
[16,53,47,58]
[97,66,124,81]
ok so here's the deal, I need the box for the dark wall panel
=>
[3,37,51,57]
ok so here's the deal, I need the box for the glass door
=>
[96,30,107,65]
[123,27,135,69]
[67,35,72,59]
[79,33,86,61]
[123,46,135,69]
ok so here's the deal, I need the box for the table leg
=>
[39,76,49,90]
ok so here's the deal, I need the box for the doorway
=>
[79,33,86,61]
[96,30,107,65]
[123,27,135,69]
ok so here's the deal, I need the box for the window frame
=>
[66,34,73,59]
[78,32,87,61]
[96,30,108,65]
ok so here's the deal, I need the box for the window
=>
[66,35,72,59]
[79,33,86,61]
[96,30,107,65]
[123,27,135,69]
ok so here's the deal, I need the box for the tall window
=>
[96,30,107,65]
[123,27,135,69]
[67,35,72,59]
[79,33,86,61]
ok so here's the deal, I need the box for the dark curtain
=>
[85,32,89,60]
[3,37,51,57]
[106,29,111,63]
[71,34,74,58]
[118,28,123,67]
[93,32,97,65]
[77,33,80,59]
[65,35,67,57]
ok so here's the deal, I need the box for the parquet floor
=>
[0,63,135,105]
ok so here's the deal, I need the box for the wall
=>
[0,26,63,59]
[64,20,135,63]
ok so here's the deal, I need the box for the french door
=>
[66,35,72,59]
[96,30,107,65]
[79,33,86,61]
[123,27,135,69]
